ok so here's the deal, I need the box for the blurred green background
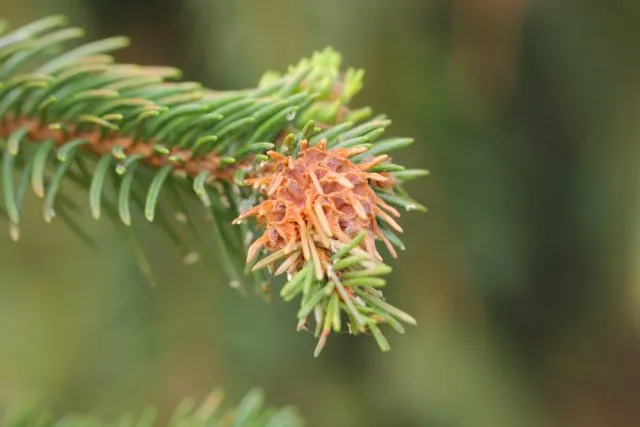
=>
[1,1,640,426]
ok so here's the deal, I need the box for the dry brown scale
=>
[234,138,403,282]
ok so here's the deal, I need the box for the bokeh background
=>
[1,1,639,426]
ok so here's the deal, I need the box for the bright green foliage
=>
[2,389,304,427]
[0,15,426,354]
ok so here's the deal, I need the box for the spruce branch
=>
[3,388,304,427]
[0,15,427,354]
